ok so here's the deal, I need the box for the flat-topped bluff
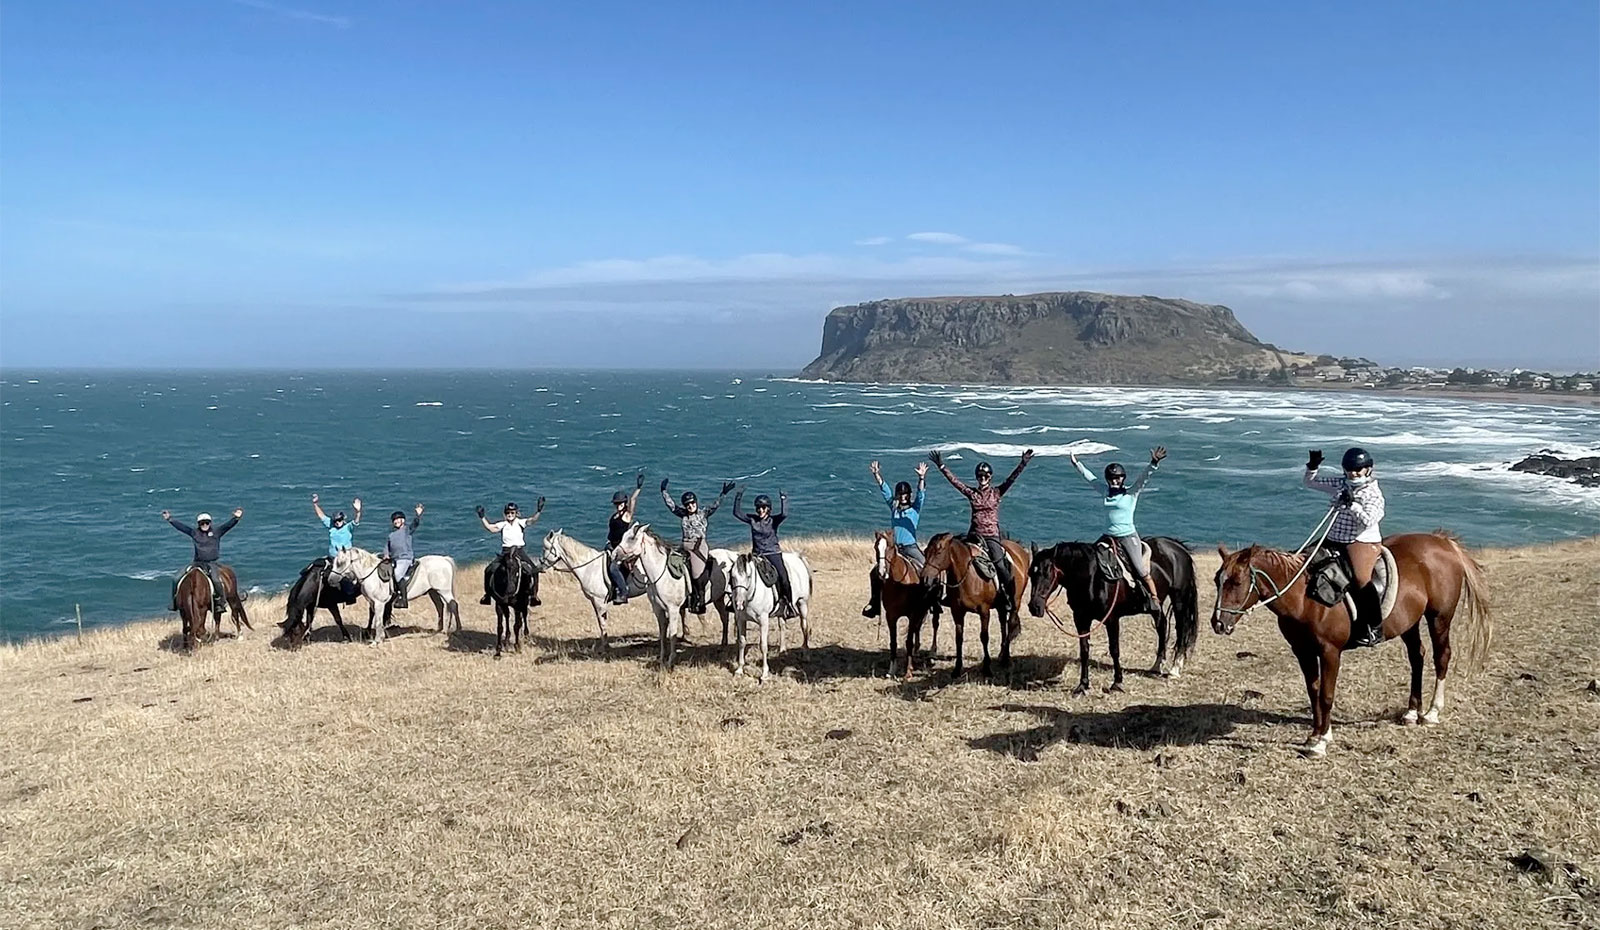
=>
[801,291,1292,384]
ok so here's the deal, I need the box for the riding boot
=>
[393,572,409,609]
[862,571,882,618]
[1348,582,1384,648]
[688,573,705,614]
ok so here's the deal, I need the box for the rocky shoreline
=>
[1510,451,1600,487]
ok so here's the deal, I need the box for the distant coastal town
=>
[1238,355,1599,396]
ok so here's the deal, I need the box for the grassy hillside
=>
[2,537,1597,929]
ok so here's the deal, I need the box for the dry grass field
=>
[2,536,1597,929]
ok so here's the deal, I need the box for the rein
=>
[1215,503,1339,617]
[1037,561,1119,641]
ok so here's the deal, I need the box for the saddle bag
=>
[754,555,779,587]
[1307,547,1352,607]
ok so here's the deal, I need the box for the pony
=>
[1212,531,1493,756]
[1027,537,1200,695]
[726,551,813,682]
[874,531,939,681]
[173,563,251,652]
[328,547,460,645]
[919,533,1030,678]
[612,523,692,669]
[279,557,358,645]
[484,553,540,658]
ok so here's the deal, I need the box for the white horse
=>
[727,551,812,682]
[612,523,692,669]
[328,547,460,644]
[539,529,643,653]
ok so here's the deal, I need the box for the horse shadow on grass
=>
[969,702,1304,759]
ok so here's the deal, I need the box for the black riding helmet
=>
[504,502,518,515]
[681,490,697,506]
[331,511,347,526]
[894,480,913,500]
[1342,447,1374,472]
[754,494,772,509]
[390,510,406,523]
[612,491,629,505]
[975,461,994,480]
[1104,462,1127,483]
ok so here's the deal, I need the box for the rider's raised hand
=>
[1307,449,1324,470]
[915,461,929,478]
[311,493,319,504]
[1021,448,1036,464]
[635,472,645,490]
[660,477,669,492]
[869,460,881,476]
[1151,446,1168,464]
[414,503,425,515]
[160,509,171,521]
[721,481,736,496]
[536,496,546,512]
[929,449,944,467]
[778,489,787,501]
[353,497,361,510]
[232,508,244,519]
[476,505,486,518]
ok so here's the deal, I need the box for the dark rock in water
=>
[801,291,1291,384]
[1509,451,1600,488]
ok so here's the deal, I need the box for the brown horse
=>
[174,563,252,652]
[873,531,939,680]
[1212,531,1492,756]
[919,533,1031,678]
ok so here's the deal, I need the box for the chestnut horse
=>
[873,531,939,680]
[174,563,251,653]
[1026,537,1200,696]
[1212,531,1492,756]
[919,533,1030,678]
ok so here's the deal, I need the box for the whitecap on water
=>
[415,401,444,407]
[915,440,1118,457]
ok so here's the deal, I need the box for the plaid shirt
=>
[1303,469,1385,543]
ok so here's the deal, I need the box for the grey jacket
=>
[168,516,238,562]
[384,516,421,562]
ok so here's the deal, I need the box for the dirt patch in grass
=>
[1,537,1596,929]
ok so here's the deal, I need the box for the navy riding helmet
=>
[504,502,518,514]
[975,461,994,479]
[1342,447,1374,472]
[390,511,406,522]
[681,490,697,506]
[612,491,629,505]
[1104,462,1127,483]
[754,494,772,509]
[894,480,913,500]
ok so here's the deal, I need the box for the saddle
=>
[753,555,780,587]
[1094,536,1153,586]
[964,543,998,581]
[665,549,689,581]
[172,564,226,614]
[1308,545,1398,619]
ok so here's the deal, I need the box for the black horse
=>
[280,557,359,645]
[1027,537,1199,695]
[485,554,540,657]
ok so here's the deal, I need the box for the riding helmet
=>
[894,480,913,500]
[1341,447,1374,472]
[612,491,629,504]
[975,461,994,479]
[504,502,518,514]
[1104,462,1127,482]
[681,490,697,506]
[196,512,212,524]
[332,511,347,525]
[754,494,772,509]
[390,510,406,522]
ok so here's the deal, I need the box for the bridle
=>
[539,534,606,573]
[1215,503,1339,618]
[1033,555,1119,640]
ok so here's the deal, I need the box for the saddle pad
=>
[1095,537,1152,584]
[377,561,393,583]
[666,549,688,580]
[965,543,997,580]
[1341,546,1398,621]
[754,555,779,587]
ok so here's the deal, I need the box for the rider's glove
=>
[1307,450,1324,470]
[476,505,486,518]
[1337,488,1354,507]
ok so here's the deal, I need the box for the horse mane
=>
[1247,545,1306,577]
[550,530,600,562]
[340,547,380,572]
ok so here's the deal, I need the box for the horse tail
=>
[1440,531,1493,674]
[1170,546,1200,663]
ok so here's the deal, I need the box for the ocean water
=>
[2,370,1596,640]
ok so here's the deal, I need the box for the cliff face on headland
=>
[800,291,1290,384]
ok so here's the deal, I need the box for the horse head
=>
[614,522,650,560]
[540,530,566,569]
[1212,544,1263,635]
[918,535,952,585]
[727,554,756,611]
[1026,546,1060,617]
[873,531,892,580]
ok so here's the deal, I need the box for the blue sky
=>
[2,1,1597,369]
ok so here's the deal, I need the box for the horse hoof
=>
[1071,684,1090,697]
[1105,682,1125,694]
[1296,741,1328,758]
[1399,710,1420,726]
[1421,711,1440,726]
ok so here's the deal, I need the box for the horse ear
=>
[1216,543,1229,559]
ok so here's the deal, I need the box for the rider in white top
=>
[477,499,544,604]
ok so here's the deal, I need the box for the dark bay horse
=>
[1027,537,1200,696]
[920,533,1030,678]
[174,563,251,652]
[280,558,358,645]
[874,531,939,680]
[1212,531,1493,756]
[485,555,541,658]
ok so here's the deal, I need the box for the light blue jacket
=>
[879,481,924,547]
[321,515,355,558]
[1076,460,1156,537]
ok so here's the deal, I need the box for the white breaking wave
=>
[987,425,1151,435]
[917,440,1119,457]
[415,401,444,407]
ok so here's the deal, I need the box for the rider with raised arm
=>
[1070,446,1168,610]
[733,486,793,617]
[930,447,1033,621]
[660,477,736,613]
[1303,447,1387,648]
[384,504,424,609]
[312,493,361,558]
[476,498,545,605]
[861,459,927,619]
[163,507,242,613]
[605,473,645,605]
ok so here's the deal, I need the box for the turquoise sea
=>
[2,370,1596,640]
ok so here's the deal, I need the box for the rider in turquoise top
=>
[312,494,361,558]
[1071,446,1167,608]
[862,460,927,618]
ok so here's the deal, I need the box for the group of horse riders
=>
[160,443,1389,649]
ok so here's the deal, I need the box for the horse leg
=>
[1424,608,1450,725]
[734,610,748,676]
[1289,636,1323,747]
[494,605,505,659]
[1152,596,1169,677]
[329,604,353,642]
[657,605,671,670]
[951,609,967,678]
[886,609,900,679]
[592,599,610,655]
[1073,623,1092,697]
[930,605,940,657]
[1106,617,1125,693]
[979,609,992,678]
[1308,646,1342,756]
[798,597,811,651]
[429,591,447,633]
[1400,623,1424,725]
[759,612,771,683]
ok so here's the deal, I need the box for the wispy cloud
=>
[853,236,892,246]
[964,242,1027,256]
[907,231,969,245]
[230,0,351,28]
